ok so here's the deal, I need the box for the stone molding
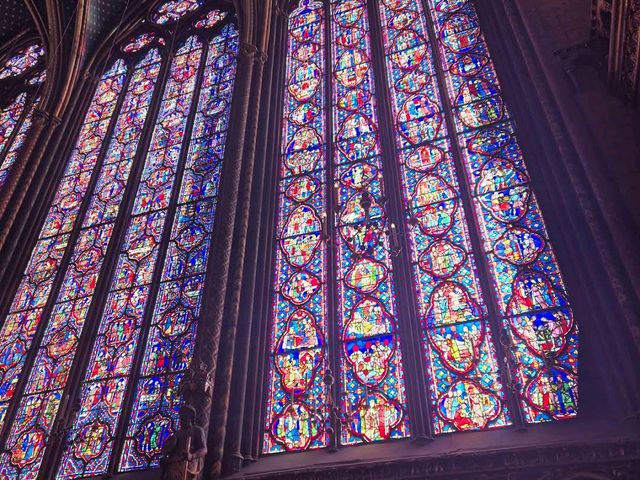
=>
[237,439,640,480]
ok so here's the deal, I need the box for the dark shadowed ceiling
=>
[85,0,138,52]
[0,0,143,54]
[0,0,35,45]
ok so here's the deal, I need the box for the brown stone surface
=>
[520,0,592,51]
[519,0,640,230]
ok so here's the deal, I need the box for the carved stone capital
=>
[32,108,61,127]
[179,358,214,399]
[240,42,260,61]
[240,41,268,64]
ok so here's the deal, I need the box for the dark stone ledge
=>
[232,419,640,479]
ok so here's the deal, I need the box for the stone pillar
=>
[241,4,289,464]
[0,108,60,249]
[222,7,285,472]
[206,40,267,478]
[179,39,257,479]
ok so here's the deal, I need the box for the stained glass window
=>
[264,0,578,452]
[378,0,507,433]
[425,0,577,423]
[0,95,39,187]
[0,43,45,191]
[118,22,238,471]
[0,57,129,479]
[152,0,203,24]
[264,0,329,453]
[264,0,412,453]
[0,45,44,80]
[0,3,237,479]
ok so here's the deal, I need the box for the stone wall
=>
[518,0,640,230]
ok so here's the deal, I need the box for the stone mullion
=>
[418,0,527,428]
[246,4,289,463]
[323,0,343,451]
[181,37,256,479]
[365,0,433,442]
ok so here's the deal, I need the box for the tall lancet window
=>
[0,43,46,190]
[264,0,578,453]
[0,2,238,478]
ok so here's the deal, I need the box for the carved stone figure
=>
[160,405,207,480]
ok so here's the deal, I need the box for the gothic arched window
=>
[0,43,45,190]
[264,0,578,454]
[0,2,238,478]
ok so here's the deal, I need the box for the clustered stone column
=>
[180,34,267,479]
[220,5,289,472]
[0,108,61,248]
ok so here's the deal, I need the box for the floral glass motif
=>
[152,0,203,24]
[378,0,508,433]
[0,58,130,479]
[28,70,47,86]
[426,0,577,423]
[264,0,329,454]
[122,33,166,53]
[0,44,44,80]
[195,9,227,28]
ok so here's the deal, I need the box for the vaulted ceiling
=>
[0,1,259,61]
[85,0,139,53]
[1,0,594,57]
[0,0,143,52]
[0,0,35,45]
